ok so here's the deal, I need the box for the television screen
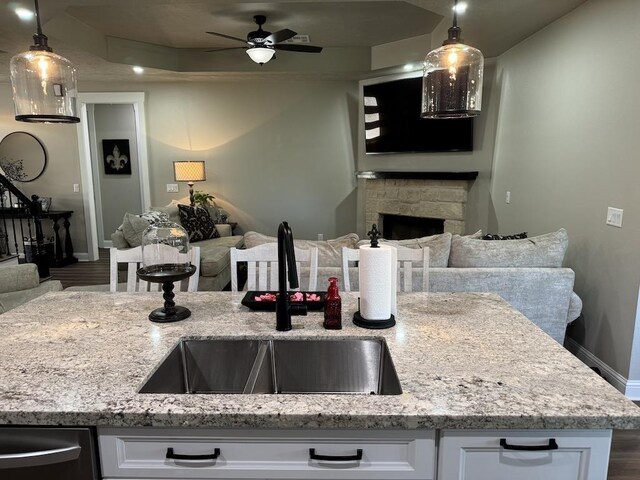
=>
[363,76,473,154]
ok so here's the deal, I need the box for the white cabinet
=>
[437,430,612,480]
[98,427,436,480]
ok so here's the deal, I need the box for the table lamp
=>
[173,161,206,206]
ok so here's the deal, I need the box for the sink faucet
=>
[276,221,307,331]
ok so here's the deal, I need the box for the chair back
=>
[341,245,430,292]
[230,243,318,292]
[109,246,200,293]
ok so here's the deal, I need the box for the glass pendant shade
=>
[421,2,484,119]
[246,47,275,65]
[10,0,79,124]
[10,48,79,123]
[141,218,191,273]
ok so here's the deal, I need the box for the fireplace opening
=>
[382,214,445,240]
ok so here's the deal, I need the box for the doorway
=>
[76,93,150,261]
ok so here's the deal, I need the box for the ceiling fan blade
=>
[274,44,323,53]
[205,47,247,53]
[206,31,248,44]
[265,28,297,45]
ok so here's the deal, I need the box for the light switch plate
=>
[506,191,511,204]
[606,207,623,228]
[166,183,179,193]
[73,184,79,193]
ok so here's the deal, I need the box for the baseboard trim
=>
[564,337,638,399]
[75,253,90,262]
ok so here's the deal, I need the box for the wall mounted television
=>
[362,74,473,154]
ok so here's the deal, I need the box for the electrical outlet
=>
[606,207,623,228]
[166,183,179,193]
[73,184,79,193]
[505,191,511,204]
[317,233,324,241]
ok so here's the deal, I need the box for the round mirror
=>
[0,132,47,182]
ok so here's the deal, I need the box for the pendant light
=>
[10,0,79,123]
[421,0,483,118]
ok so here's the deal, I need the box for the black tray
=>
[241,291,326,311]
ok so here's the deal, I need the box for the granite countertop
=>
[0,291,639,430]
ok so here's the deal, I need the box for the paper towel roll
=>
[359,244,397,320]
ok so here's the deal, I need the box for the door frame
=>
[76,92,150,261]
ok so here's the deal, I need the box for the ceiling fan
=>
[206,15,323,65]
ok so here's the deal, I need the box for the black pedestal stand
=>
[352,311,396,329]
[137,265,196,323]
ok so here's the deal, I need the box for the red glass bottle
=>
[323,277,342,329]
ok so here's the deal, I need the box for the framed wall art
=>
[102,139,132,175]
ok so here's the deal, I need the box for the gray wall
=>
[90,104,142,242]
[0,78,359,249]
[490,0,640,379]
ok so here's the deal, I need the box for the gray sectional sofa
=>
[111,202,244,291]
[244,228,581,344]
[0,263,63,314]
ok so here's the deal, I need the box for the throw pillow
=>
[150,200,181,225]
[356,232,452,267]
[482,232,528,240]
[448,228,568,268]
[178,204,220,242]
[243,232,359,267]
[121,211,170,247]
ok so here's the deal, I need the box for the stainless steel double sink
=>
[139,338,402,395]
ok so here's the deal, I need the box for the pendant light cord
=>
[452,0,458,28]
[34,0,43,36]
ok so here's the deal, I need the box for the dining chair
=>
[229,243,319,292]
[109,245,200,293]
[341,245,430,293]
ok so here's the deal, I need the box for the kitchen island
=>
[0,291,639,479]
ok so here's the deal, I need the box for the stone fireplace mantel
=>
[360,171,478,236]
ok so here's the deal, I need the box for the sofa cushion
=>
[199,235,245,277]
[178,204,220,242]
[244,232,359,268]
[448,228,568,268]
[356,232,452,267]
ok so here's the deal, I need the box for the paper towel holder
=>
[353,298,396,329]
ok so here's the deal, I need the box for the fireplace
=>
[382,214,444,240]
[360,172,477,236]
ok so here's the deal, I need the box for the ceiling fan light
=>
[421,0,484,119]
[246,47,275,65]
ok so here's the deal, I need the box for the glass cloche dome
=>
[141,216,191,274]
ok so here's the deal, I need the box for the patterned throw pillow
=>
[178,204,220,242]
[482,232,528,240]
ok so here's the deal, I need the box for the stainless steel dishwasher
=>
[0,427,98,480]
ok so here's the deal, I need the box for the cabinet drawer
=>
[99,427,435,479]
[438,429,612,480]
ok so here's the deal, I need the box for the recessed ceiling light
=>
[453,2,468,13]
[132,66,144,74]
[14,7,34,21]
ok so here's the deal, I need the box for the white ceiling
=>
[0,0,588,82]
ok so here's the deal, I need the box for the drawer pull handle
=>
[499,438,558,451]
[166,447,221,461]
[309,448,363,462]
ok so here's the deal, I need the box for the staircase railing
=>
[0,172,49,278]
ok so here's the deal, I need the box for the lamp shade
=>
[246,47,275,65]
[174,161,206,182]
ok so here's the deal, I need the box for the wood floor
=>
[49,253,640,477]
